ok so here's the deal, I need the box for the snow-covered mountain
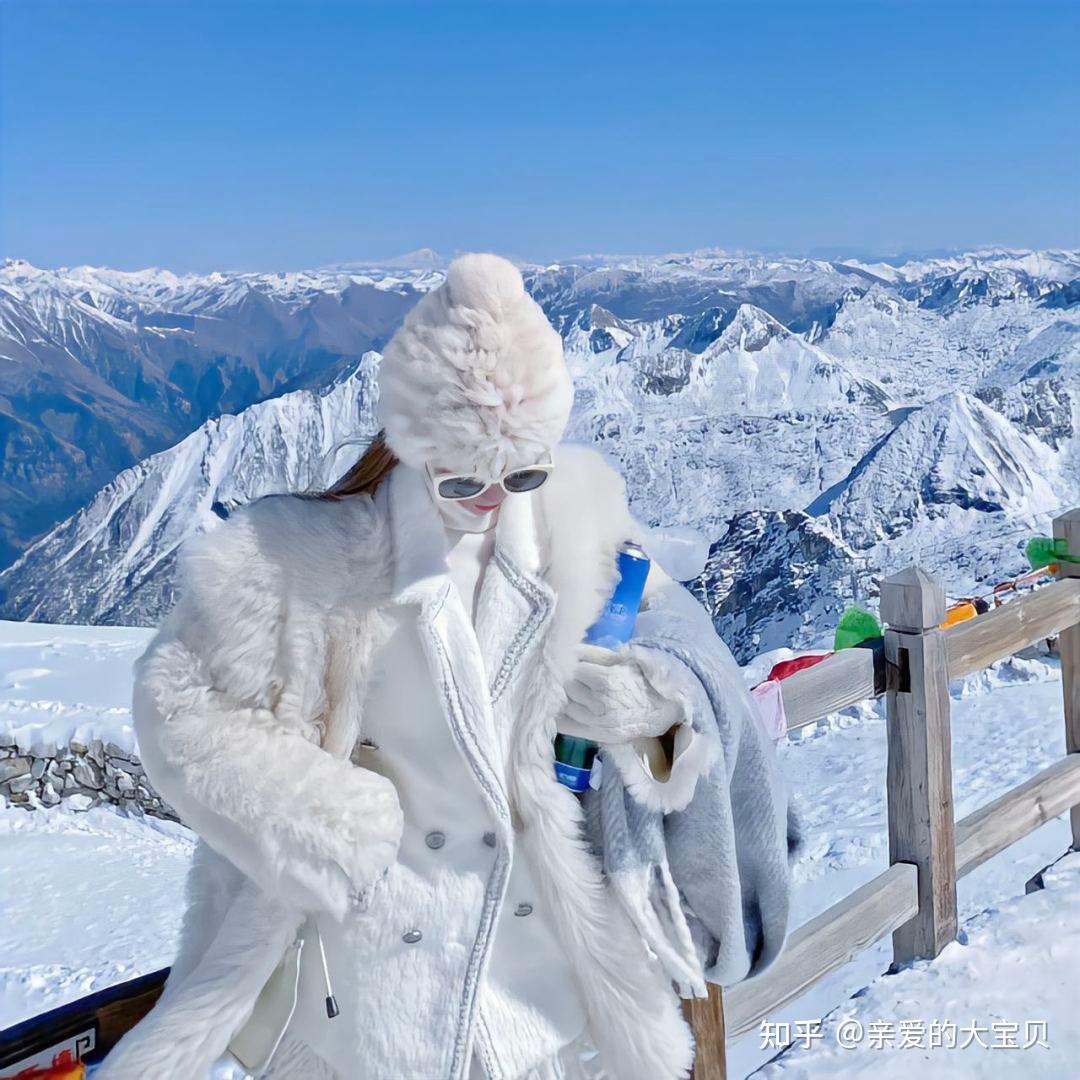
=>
[829,393,1057,543]
[0,258,428,566]
[629,304,890,412]
[2,248,1078,656]
[687,510,864,662]
[0,356,380,625]
[842,248,1080,287]
[560,298,895,540]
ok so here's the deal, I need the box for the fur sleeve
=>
[133,497,403,921]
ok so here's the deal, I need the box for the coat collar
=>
[381,463,554,704]
[383,463,450,604]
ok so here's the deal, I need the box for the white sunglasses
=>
[425,451,555,501]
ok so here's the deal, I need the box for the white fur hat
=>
[377,253,573,476]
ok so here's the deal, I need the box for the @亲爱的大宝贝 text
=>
[760,1018,1050,1052]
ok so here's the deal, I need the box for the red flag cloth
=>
[766,653,833,683]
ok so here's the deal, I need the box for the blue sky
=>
[3,0,1077,272]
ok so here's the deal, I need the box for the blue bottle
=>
[554,541,651,793]
[583,541,652,649]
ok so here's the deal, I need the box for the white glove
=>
[558,643,685,744]
[559,643,720,813]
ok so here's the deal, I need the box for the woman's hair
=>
[317,430,399,499]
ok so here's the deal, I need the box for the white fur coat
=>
[102,444,721,1080]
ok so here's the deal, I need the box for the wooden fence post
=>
[683,987,727,1080]
[1053,509,1080,851]
[880,566,958,964]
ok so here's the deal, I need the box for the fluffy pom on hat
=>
[377,253,573,476]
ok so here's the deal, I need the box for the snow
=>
[0,803,194,1031]
[0,620,153,754]
[755,854,1080,1078]
[0,621,1074,1080]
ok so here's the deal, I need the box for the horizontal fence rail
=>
[955,754,1080,878]
[944,577,1080,680]
[779,579,1080,734]
[781,647,878,731]
[723,862,919,1039]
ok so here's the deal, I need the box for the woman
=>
[102,254,794,1080]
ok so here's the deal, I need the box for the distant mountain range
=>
[0,258,428,566]
[2,247,1077,658]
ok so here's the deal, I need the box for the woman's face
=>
[425,444,552,516]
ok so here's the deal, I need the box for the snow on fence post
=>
[880,566,958,964]
[1053,508,1080,851]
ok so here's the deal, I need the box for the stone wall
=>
[0,732,177,820]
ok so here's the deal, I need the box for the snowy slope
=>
[827,392,1058,551]
[738,656,1075,1080]
[814,287,1058,403]
[979,315,1080,391]
[0,355,380,625]
[756,853,1080,1078]
[629,304,889,413]
[975,316,1080,474]
[0,620,151,755]
[0,804,193,1030]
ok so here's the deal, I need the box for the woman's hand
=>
[558,643,685,744]
[560,642,719,813]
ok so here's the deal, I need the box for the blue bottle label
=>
[554,761,593,793]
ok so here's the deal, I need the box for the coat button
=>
[482,831,496,848]
[425,830,446,849]
[514,903,533,917]
[402,929,423,944]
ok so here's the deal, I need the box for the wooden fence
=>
[683,508,1080,1078]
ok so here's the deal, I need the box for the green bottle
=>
[552,734,599,792]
